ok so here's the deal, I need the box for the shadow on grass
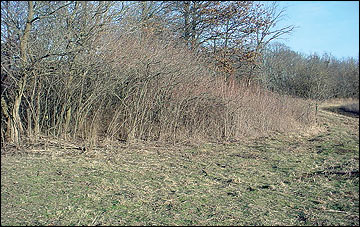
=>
[323,103,359,118]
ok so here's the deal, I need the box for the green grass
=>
[1,105,359,226]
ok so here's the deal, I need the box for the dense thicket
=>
[1,1,356,147]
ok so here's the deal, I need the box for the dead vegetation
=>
[2,30,315,147]
[1,2,318,147]
[321,98,359,118]
[1,102,358,226]
[339,103,359,115]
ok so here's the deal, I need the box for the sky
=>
[265,1,359,60]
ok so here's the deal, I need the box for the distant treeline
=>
[258,42,359,100]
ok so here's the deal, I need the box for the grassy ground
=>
[1,101,359,226]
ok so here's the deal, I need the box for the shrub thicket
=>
[1,1,317,147]
[14,32,317,145]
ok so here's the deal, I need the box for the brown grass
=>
[1,101,358,226]
[321,98,359,118]
[340,103,359,114]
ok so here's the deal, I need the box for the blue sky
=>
[265,1,359,60]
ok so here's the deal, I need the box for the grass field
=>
[1,101,359,226]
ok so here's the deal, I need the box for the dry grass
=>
[340,103,359,114]
[1,101,358,226]
[322,98,359,118]
[322,98,359,108]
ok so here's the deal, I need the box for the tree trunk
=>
[1,97,11,142]
[9,1,34,144]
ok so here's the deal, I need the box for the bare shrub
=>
[1,1,317,147]
[90,31,316,144]
[1,23,315,147]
